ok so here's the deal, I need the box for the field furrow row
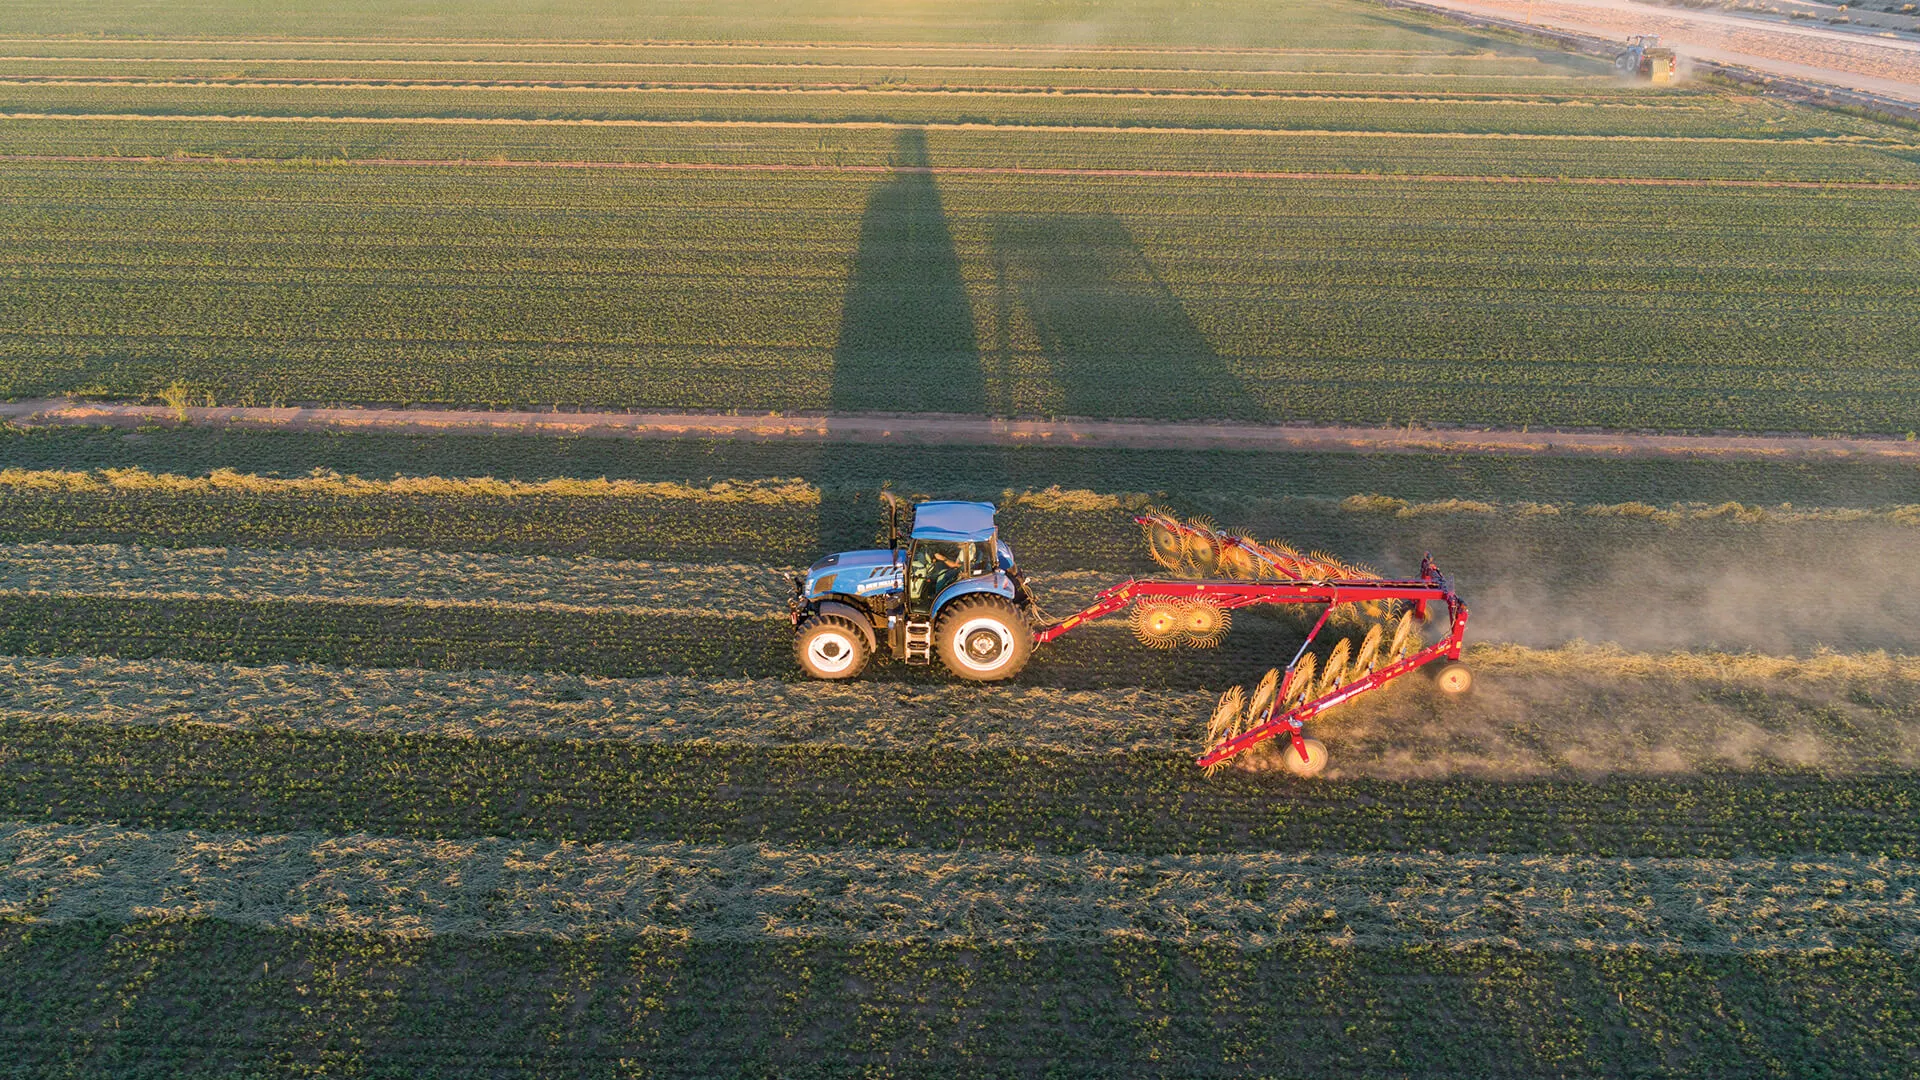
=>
[3,717,1916,857]
[7,820,1917,950]
[6,644,1918,773]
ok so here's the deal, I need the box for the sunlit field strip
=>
[5,821,1915,949]
[7,118,1911,182]
[0,59,1611,81]
[4,470,1916,527]
[4,646,1917,774]
[0,39,1548,58]
[1,111,1896,145]
[0,79,1678,104]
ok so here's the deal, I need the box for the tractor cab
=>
[790,498,1036,681]
[903,501,1004,615]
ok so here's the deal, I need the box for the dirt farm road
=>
[6,398,1919,462]
[1412,0,1920,102]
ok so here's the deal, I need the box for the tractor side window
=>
[909,541,965,612]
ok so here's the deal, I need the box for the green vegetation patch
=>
[4,163,1917,431]
[1,918,1915,1078]
[4,718,1918,856]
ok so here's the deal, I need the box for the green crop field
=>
[1,0,1918,430]
[3,0,1919,1075]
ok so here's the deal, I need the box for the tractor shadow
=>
[989,211,1261,421]
[815,127,1008,553]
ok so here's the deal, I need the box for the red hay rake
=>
[1033,511,1471,775]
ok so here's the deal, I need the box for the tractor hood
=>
[804,548,904,600]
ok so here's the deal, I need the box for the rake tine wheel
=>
[1217,537,1258,580]
[1131,599,1184,649]
[1207,685,1247,748]
[1245,668,1281,731]
[1177,600,1230,648]
[1353,623,1384,674]
[1282,653,1317,709]
[1142,509,1186,570]
[1388,610,1416,662]
[1183,518,1221,576]
[1319,638,1352,696]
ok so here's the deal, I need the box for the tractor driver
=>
[908,541,971,614]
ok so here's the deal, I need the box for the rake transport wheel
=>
[1177,600,1230,648]
[1433,661,1473,695]
[1143,510,1186,570]
[795,614,872,680]
[1285,737,1329,778]
[935,594,1033,681]
[1130,599,1184,649]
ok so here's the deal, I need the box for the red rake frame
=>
[1033,555,1468,769]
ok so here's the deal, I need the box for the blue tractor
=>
[788,497,1039,680]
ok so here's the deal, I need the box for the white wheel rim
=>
[950,615,1016,673]
[807,630,859,674]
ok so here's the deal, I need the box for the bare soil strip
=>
[4,153,1912,187]
[8,398,1918,460]
[3,111,1894,145]
[5,820,1914,949]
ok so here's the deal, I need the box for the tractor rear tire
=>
[1284,737,1329,777]
[1433,661,1473,695]
[935,594,1033,681]
[794,614,871,680]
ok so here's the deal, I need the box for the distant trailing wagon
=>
[789,497,1472,775]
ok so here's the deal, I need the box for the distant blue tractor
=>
[788,498,1039,680]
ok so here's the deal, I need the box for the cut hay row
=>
[4,643,1919,776]
[7,468,1916,528]
[5,820,1916,951]
[0,541,805,615]
[0,466,814,504]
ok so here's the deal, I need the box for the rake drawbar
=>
[1033,514,1469,773]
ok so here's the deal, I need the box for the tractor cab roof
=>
[910,501,997,543]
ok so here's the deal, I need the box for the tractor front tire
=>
[795,614,871,680]
[1433,661,1473,695]
[935,595,1033,681]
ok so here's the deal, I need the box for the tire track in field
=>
[1,111,1898,146]
[6,820,1915,949]
[7,151,1912,188]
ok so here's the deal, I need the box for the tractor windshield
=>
[907,539,994,614]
